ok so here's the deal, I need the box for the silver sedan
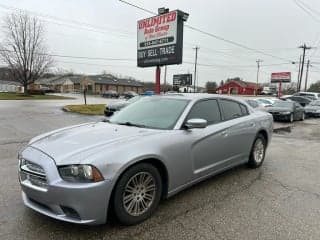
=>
[18,94,273,225]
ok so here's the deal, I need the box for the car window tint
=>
[220,99,244,120]
[187,100,221,125]
[240,104,249,115]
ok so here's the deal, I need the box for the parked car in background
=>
[267,100,305,122]
[142,90,155,96]
[102,90,119,98]
[282,96,312,107]
[122,91,138,99]
[104,96,143,117]
[304,100,320,117]
[255,98,275,107]
[19,94,273,226]
[293,91,320,99]
[243,98,266,111]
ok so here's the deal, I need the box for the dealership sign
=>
[173,74,192,86]
[137,10,184,67]
[271,72,291,83]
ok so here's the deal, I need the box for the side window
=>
[186,99,221,125]
[220,99,244,120]
[240,104,249,115]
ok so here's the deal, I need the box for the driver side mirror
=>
[184,118,207,129]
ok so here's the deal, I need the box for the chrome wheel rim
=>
[290,114,293,122]
[123,172,156,216]
[254,139,265,164]
[302,113,305,120]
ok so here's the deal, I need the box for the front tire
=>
[288,113,294,123]
[113,163,162,225]
[248,134,267,168]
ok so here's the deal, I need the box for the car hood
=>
[29,122,162,165]
[107,101,128,109]
[267,107,292,112]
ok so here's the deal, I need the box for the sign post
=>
[271,72,291,98]
[137,9,188,94]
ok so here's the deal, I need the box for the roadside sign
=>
[271,72,291,83]
[137,10,184,67]
[173,74,192,86]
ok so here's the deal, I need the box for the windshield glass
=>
[272,101,293,108]
[257,99,271,104]
[310,100,320,106]
[127,96,142,103]
[109,97,190,129]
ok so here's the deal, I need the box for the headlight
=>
[58,165,104,183]
[280,111,291,115]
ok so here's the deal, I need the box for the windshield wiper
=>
[117,121,146,128]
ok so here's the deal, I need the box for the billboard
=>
[137,10,184,67]
[271,72,291,83]
[173,74,192,86]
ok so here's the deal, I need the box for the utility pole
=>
[193,46,199,93]
[297,55,302,91]
[256,59,263,95]
[304,60,310,91]
[298,44,312,91]
[163,65,167,93]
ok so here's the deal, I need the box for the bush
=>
[27,89,45,95]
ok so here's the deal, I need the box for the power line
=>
[118,0,295,63]
[292,0,320,23]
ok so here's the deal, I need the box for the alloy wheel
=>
[122,172,156,216]
[253,138,265,164]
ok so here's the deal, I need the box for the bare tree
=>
[0,12,53,94]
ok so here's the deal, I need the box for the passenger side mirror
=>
[184,118,207,129]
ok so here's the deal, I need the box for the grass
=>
[63,104,105,115]
[0,92,74,100]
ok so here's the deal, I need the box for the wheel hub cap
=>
[123,172,156,216]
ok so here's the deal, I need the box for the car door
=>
[293,102,304,119]
[218,99,257,164]
[183,99,232,177]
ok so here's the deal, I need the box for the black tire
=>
[248,134,267,168]
[288,113,294,123]
[113,163,162,225]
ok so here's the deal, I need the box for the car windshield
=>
[127,96,142,103]
[257,99,271,104]
[109,97,190,130]
[310,100,320,106]
[272,101,293,108]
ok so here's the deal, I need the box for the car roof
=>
[154,93,249,102]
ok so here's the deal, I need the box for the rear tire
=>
[248,134,267,168]
[113,163,162,225]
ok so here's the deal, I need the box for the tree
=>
[205,81,217,93]
[308,81,320,92]
[220,80,224,86]
[0,12,53,94]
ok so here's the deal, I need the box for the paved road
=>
[0,97,320,240]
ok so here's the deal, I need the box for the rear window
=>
[220,99,247,120]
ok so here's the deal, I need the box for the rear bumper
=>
[19,147,113,225]
[305,112,320,117]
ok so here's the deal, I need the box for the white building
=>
[0,80,22,92]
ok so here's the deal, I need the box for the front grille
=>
[20,159,48,190]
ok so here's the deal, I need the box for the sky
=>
[1,0,320,88]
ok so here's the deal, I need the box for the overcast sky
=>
[1,0,320,87]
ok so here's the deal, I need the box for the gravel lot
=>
[0,95,320,240]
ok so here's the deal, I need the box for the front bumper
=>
[19,147,113,225]
[305,111,320,117]
[269,113,291,121]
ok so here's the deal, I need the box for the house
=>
[0,80,22,92]
[31,74,144,94]
[216,80,262,95]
